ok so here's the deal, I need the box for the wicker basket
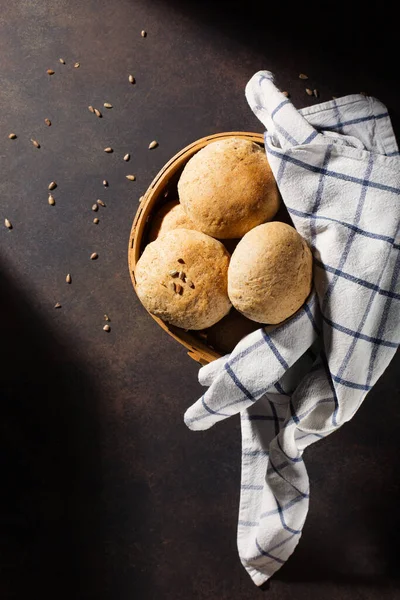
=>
[128,131,265,366]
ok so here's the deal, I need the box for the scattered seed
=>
[168,281,175,291]
[92,204,99,212]
[104,314,110,321]
[104,147,113,153]
[139,196,144,203]
[126,174,136,181]
[299,73,308,80]
[104,102,113,109]
[175,283,183,295]
[305,88,313,96]
[160,282,167,288]
[187,279,195,289]
[282,91,290,97]
[48,181,57,190]
[88,105,95,113]
[31,139,40,148]
[128,74,135,84]
[44,118,51,126]
[47,69,55,75]
[66,274,71,284]
[103,179,108,187]
[59,58,65,64]
[313,89,319,98]
[48,194,55,205]
[169,270,179,277]
[4,218,12,229]
[177,258,185,264]
[90,252,98,260]
[94,108,102,118]
[141,30,147,37]
[148,140,158,149]
[74,62,80,68]
[54,302,62,309]
[93,218,99,224]
[8,133,17,139]
[97,199,106,207]
[124,153,130,161]
[179,271,185,281]
[103,324,110,332]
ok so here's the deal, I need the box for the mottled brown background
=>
[1,1,400,599]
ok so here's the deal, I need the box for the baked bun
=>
[148,199,198,242]
[135,229,231,330]
[178,137,280,239]
[228,222,312,324]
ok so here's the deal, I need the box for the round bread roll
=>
[135,229,231,330]
[148,199,198,242]
[178,137,280,239]
[228,222,312,324]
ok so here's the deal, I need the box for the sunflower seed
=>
[48,194,55,205]
[103,324,111,332]
[313,89,319,98]
[104,147,113,153]
[126,174,136,181]
[175,283,183,295]
[47,69,55,75]
[4,218,12,229]
[141,30,147,37]
[104,102,113,109]
[103,179,108,187]
[94,108,102,118]
[31,139,40,148]
[305,88,313,96]
[92,204,99,212]
[138,196,144,203]
[59,58,65,64]
[186,279,195,289]
[177,258,185,264]
[128,74,135,84]
[88,105,95,113]
[104,314,110,321]
[282,91,290,97]
[160,282,167,287]
[44,118,51,126]
[8,133,17,139]
[148,140,158,149]
[74,62,80,68]
[124,153,130,161]
[66,274,71,284]
[168,281,175,291]
[97,199,106,207]
[93,217,99,224]
[169,270,179,277]
[48,181,57,190]
[54,302,61,309]
[90,252,98,260]
[179,271,185,281]
[299,73,308,80]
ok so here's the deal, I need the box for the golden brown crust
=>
[178,137,280,239]
[228,222,312,324]
[135,229,232,330]
[148,199,198,242]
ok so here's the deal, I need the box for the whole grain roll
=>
[148,199,198,242]
[228,222,312,324]
[135,229,231,330]
[178,137,280,239]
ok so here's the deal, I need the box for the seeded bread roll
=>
[148,199,198,242]
[178,137,280,239]
[228,222,312,324]
[135,228,231,330]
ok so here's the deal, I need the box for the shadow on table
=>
[0,266,108,599]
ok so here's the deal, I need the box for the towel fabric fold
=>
[184,71,400,586]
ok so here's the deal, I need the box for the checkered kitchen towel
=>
[184,71,400,586]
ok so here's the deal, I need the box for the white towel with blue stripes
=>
[184,71,400,586]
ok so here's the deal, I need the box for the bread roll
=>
[228,222,312,324]
[148,199,198,242]
[178,137,280,239]
[135,229,231,330]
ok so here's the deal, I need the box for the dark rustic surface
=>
[1,1,400,598]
